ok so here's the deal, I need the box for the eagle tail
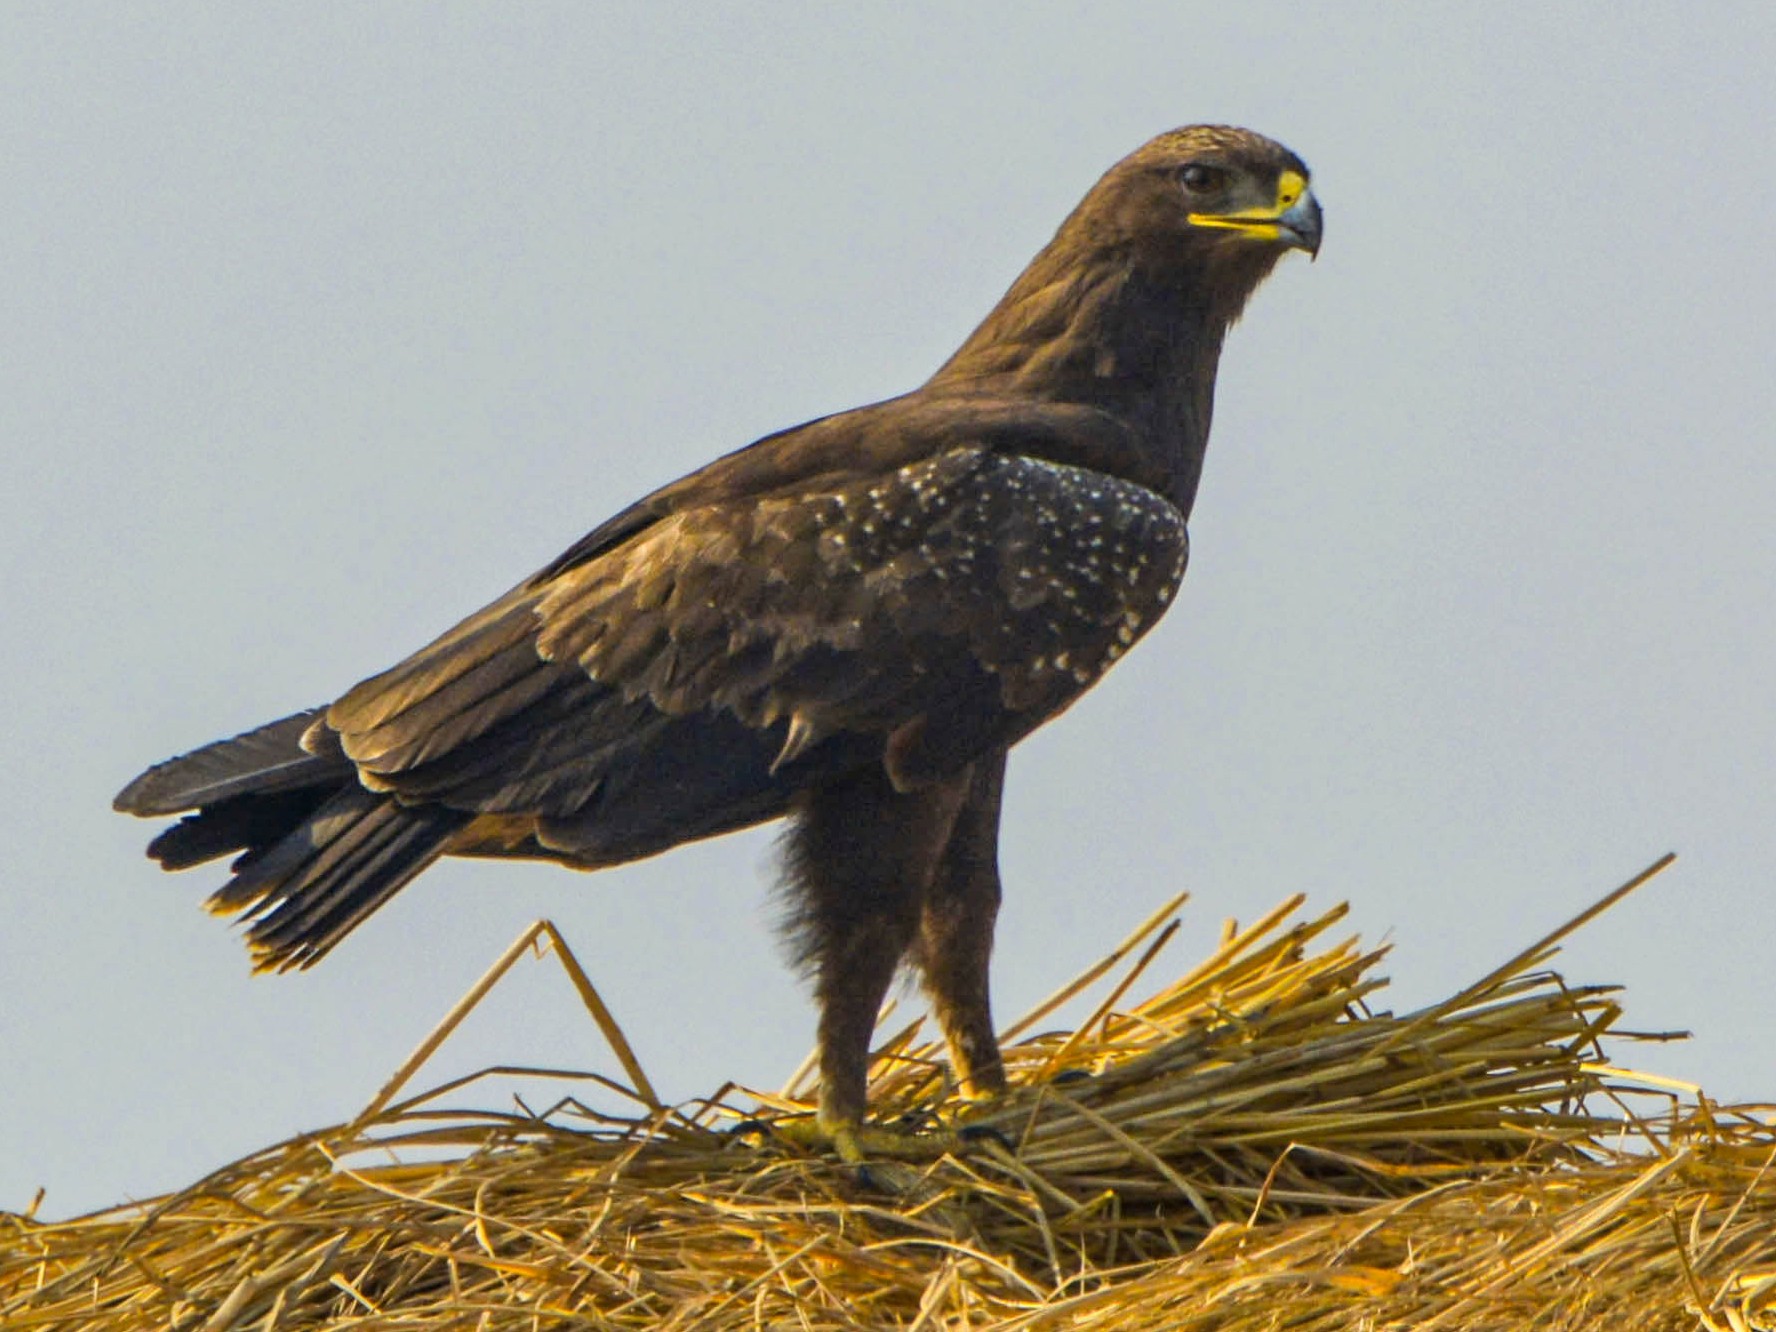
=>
[145,785,340,871]
[208,786,470,972]
[119,707,468,969]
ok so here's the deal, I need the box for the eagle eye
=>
[1179,163,1228,194]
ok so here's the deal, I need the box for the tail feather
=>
[115,708,341,816]
[206,786,469,971]
[123,708,470,970]
[205,787,377,910]
[146,788,336,871]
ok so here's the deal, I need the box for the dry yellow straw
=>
[7,856,1772,1332]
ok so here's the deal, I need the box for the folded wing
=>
[120,402,1188,968]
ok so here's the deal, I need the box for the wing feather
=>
[114,709,336,816]
[312,406,1186,864]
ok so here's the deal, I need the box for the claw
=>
[737,1113,971,1162]
[726,1117,775,1143]
[731,1097,1018,1195]
[957,1122,1016,1153]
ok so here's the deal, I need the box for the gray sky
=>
[5,5,1773,1219]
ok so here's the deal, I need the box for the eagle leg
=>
[913,752,1009,1104]
[782,761,973,1152]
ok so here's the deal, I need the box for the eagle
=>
[117,125,1320,1158]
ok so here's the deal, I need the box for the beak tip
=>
[1282,192,1323,260]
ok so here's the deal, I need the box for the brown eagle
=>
[117,125,1320,1155]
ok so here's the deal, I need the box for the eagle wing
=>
[325,407,1187,866]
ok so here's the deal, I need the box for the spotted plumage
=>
[116,125,1320,1152]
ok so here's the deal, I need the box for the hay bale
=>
[5,856,1772,1329]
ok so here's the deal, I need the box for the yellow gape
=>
[1188,169,1311,243]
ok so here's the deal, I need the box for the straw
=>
[6,854,1771,1330]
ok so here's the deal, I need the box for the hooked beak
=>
[1275,191,1322,258]
[1189,169,1323,259]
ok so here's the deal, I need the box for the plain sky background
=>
[5,5,1773,1219]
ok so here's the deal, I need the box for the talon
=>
[957,1122,1016,1153]
[760,1113,969,1166]
[891,1108,943,1133]
[838,1120,958,1162]
[726,1117,774,1142]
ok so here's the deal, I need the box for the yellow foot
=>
[760,1114,958,1164]
[734,1109,1014,1192]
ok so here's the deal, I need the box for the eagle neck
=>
[929,244,1275,521]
